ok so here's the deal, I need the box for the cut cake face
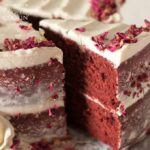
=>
[40,19,150,150]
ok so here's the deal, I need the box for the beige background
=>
[121,0,150,26]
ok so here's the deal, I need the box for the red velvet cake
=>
[0,17,67,149]
[40,19,150,150]
[1,0,124,29]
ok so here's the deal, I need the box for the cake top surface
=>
[0,19,63,69]
[2,0,122,21]
[40,19,150,68]
[0,22,54,51]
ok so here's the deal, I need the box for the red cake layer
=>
[10,107,67,144]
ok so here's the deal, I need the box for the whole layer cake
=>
[0,15,67,149]
[1,0,124,28]
[40,19,150,150]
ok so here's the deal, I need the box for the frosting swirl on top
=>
[0,115,14,150]
[2,0,122,22]
[0,21,63,70]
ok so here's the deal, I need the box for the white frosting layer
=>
[85,94,118,115]
[0,6,19,24]
[0,21,63,69]
[0,95,64,115]
[0,98,64,115]
[40,19,150,68]
[118,81,150,109]
[2,0,90,19]
[2,0,121,22]
[0,46,62,70]
[0,115,14,150]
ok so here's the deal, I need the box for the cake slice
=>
[40,19,150,150]
[0,19,67,148]
[1,0,124,28]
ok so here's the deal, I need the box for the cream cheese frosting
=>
[0,21,63,70]
[0,46,62,70]
[0,97,64,115]
[0,6,19,24]
[2,0,121,22]
[40,19,150,68]
[0,90,64,115]
[0,115,14,150]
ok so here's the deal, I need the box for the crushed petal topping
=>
[90,0,124,20]
[92,20,150,52]
[3,37,55,51]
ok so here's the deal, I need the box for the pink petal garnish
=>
[19,25,32,31]
[75,27,86,32]
[49,83,54,92]
[48,109,52,117]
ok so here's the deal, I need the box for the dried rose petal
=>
[123,90,131,96]
[19,25,32,31]
[49,83,54,92]
[48,109,53,117]
[47,123,52,129]
[127,25,143,37]
[75,27,86,32]
[11,139,20,150]
[90,0,120,20]
[107,41,121,52]
[92,32,108,50]
[15,87,21,94]
[31,140,51,150]
[65,148,77,150]
[100,32,109,40]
